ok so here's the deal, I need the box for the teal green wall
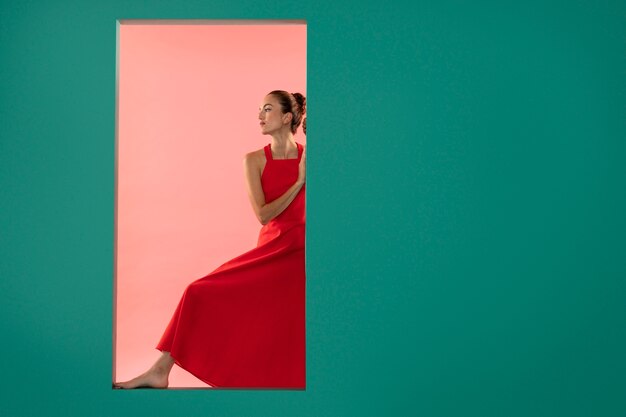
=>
[1,1,624,416]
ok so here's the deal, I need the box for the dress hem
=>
[155,347,305,390]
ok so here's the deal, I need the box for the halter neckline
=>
[264,142,302,161]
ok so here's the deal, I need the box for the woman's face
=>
[258,94,290,135]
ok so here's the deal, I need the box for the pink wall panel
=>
[115,22,307,387]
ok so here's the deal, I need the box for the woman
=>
[114,90,307,389]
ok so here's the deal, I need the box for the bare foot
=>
[114,365,169,389]
[113,351,175,389]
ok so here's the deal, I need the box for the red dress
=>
[156,142,306,389]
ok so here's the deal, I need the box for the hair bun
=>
[292,92,306,115]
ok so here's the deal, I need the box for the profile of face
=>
[258,94,292,135]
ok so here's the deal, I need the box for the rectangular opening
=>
[113,19,307,389]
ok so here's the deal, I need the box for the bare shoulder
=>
[243,148,266,170]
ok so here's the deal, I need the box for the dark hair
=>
[268,90,306,135]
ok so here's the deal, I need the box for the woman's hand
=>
[297,145,306,185]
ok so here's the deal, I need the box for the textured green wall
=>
[1,1,624,416]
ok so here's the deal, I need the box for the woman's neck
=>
[270,131,297,158]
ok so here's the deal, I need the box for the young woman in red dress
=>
[114,90,307,389]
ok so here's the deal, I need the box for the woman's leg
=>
[113,351,175,389]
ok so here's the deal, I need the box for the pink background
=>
[115,22,307,388]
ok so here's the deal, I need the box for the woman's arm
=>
[243,151,305,225]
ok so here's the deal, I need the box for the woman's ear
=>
[282,112,293,125]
